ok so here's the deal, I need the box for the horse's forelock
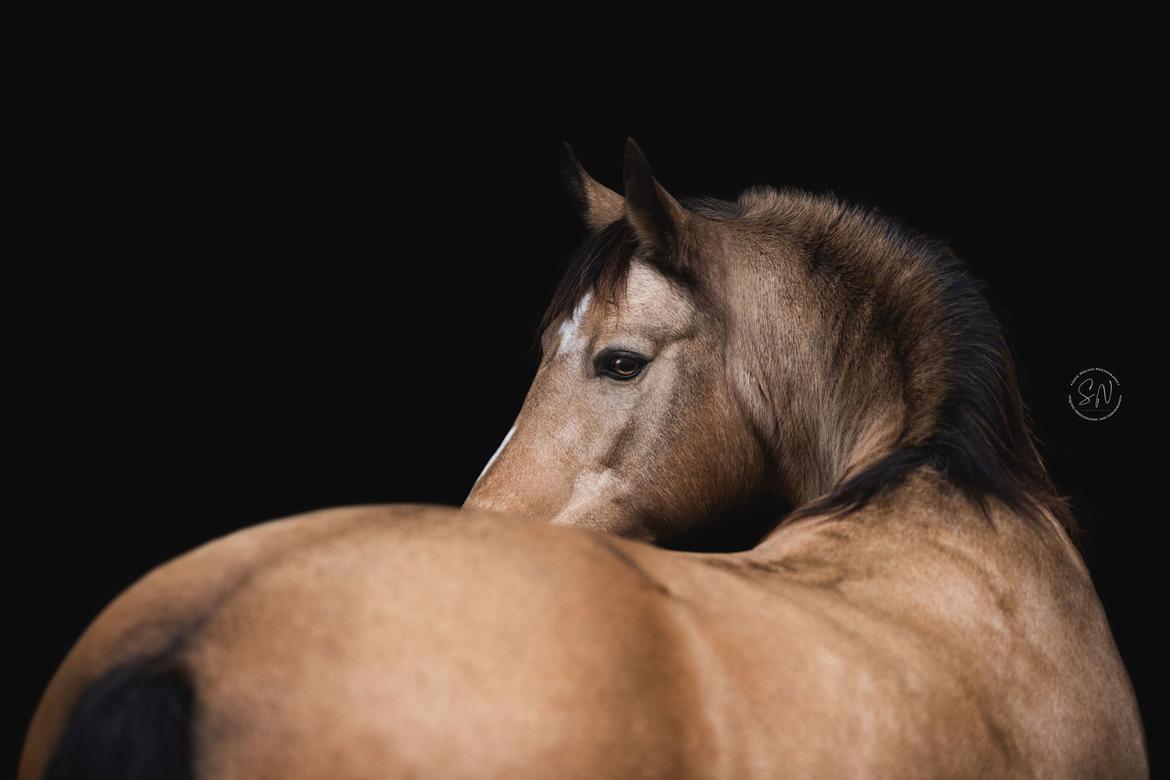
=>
[538,195,744,356]
[537,218,640,355]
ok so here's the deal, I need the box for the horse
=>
[20,139,1147,779]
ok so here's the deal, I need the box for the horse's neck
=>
[749,466,1088,617]
[731,467,1144,776]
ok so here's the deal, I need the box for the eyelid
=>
[595,344,653,360]
[593,347,649,367]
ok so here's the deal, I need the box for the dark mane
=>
[788,210,1077,543]
[538,218,640,346]
[539,188,1077,543]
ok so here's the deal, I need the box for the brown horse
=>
[20,140,1146,779]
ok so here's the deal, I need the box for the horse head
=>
[464,140,784,548]
[465,138,1072,551]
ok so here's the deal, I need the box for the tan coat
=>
[21,468,1145,778]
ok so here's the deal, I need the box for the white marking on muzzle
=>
[549,468,626,527]
[468,425,516,495]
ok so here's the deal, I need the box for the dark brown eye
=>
[600,352,646,380]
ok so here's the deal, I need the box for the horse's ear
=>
[622,137,689,259]
[561,142,624,233]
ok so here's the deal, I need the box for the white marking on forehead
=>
[469,425,515,493]
[550,260,693,360]
[555,290,594,356]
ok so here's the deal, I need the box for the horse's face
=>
[464,141,773,545]
[465,259,758,541]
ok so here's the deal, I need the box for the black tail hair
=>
[43,658,194,780]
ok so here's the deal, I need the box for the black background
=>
[14,47,1158,772]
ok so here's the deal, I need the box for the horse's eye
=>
[600,352,646,380]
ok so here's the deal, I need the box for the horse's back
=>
[20,505,707,780]
[20,501,1147,779]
